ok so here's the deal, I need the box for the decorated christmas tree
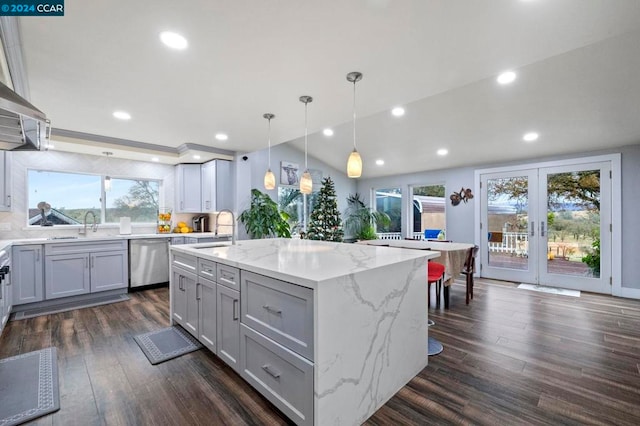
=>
[306,176,344,242]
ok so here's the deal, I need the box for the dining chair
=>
[427,261,445,308]
[462,245,480,304]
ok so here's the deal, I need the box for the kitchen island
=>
[170,238,438,425]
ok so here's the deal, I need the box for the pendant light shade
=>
[263,113,276,190]
[103,151,113,191]
[346,72,363,178]
[299,95,313,195]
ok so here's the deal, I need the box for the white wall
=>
[0,150,175,239]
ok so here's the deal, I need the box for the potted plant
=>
[239,189,292,239]
[343,193,390,241]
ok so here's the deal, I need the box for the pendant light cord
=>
[267,117,272,169]
[304,101,309,169]
[352,80,357,150]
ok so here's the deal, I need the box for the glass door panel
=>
[538,162,611,293]
[480,170,538,283]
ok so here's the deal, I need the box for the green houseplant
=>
[581,237,600,277]
[239,189,291,239]
[343,193,390,241]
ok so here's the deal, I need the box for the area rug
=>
[134,326,202,365]
[518,283,581,297]
[0,347,60,426]
[428,337,443,356]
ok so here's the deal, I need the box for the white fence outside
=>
[489,232,529,256]
[376,232,428,240]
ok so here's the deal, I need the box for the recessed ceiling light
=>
[375,159,385,166]
[323,128,334,137]
[193,154,201,160]
[437,149,448,156]
[523,132,539,142]
[151,157,159,162]
[391,107,405,117]
[497,71,517,85]
[160,31,188,50]
[215,133,228,141]
[113,111,131,120]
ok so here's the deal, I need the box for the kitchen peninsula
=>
[170,238,438,425]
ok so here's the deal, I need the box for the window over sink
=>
[27,170,160,226]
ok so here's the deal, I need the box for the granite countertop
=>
[170,238,439,289]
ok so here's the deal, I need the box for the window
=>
[28,170,159,226]
[412,184,446,237]
[278,186,318,234]
[375,187,402,233]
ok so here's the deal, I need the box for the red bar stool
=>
[427,261,445,308]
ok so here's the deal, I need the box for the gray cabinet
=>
[171,266,189,325]
[0,151,10,211]
[12,245,44,305]
[201,160,233,213]
[216,283,240,372]
[44,253,90,299]
[175,164,202,213]
[44,240,128,299]
[198,276,217,352]
[91,251,128,292]
[185,272,199,337]
[170,236,185,245]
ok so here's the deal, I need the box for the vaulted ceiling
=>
[18,0,640,177]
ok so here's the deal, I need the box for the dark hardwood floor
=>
[2,279,640,425]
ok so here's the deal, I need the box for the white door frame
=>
[474,154,621,295]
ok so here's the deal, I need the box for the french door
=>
[480,161,611,294]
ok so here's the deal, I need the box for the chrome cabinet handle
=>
[263,305,282,315]
[262,364,281,379]
[233,299,239,320]
[530,221,535,237]
[6,195,10,207]
[219,276,235,286]
[541,221,546,237]
[196,283,201,300]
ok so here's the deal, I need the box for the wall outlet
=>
[0,222,11,231]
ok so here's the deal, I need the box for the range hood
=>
[0,80,50,151]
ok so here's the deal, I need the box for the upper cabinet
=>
[0,151,11,211]
[176,160,233,213]
[175,164,203,213]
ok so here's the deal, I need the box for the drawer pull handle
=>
[263,305,282,315]
[233,299,239,320]
[262,364,281,379]
[220,276,235,286]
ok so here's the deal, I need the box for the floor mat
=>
[134,325,202,365]
[0,347,60,426]
[518,283,581,297]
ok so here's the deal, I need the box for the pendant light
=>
[103,151,113,191]
[346,71,363,178]
[263,113,276,190]
[299,95,313,194]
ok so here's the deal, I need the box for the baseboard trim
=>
[619,287,640,300]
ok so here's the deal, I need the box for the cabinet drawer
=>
[45,240,127,255]
[241,271,314,361]
[240,324,313,426]
[197,258,217,281]
[217,263,239,290]
[172,253,197,272]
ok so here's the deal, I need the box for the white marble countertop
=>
[170,238,439,289]
[0,232,230,252]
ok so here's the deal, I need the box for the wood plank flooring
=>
[1,279,640,425]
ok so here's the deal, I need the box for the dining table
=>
[356,239,474,308]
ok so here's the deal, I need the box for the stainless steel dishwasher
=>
[129,239,170,288]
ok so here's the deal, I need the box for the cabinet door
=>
[184,272,199,338]
[217,284,240,372]
[215,160,233,212]
[12,245,44,305]
[176,164,202,213]
[45,253,90,300]
[201,161,215,212]
[198,277,217,352]
[0,151,11,211]
[171,267,188,326]
[91,250,128,292]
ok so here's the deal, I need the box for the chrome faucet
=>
[215,209,236,245]
[79,210,98,235]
